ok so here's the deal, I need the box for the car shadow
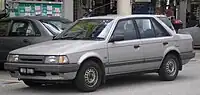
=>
[12,73,192,93]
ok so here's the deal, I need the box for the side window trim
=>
[109,18,139,42]
[28,21,41,36]
[132,19,141,39]
[7,20,13,36]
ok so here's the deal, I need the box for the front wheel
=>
[74,60,102,92]
[159,54,179,81]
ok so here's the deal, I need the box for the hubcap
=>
[84,67,98,87]
[166,59,177,76]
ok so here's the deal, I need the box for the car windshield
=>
[54,19,113,40]
[42,22,62,34]
[158,17,174,30]
[42,20,71,35]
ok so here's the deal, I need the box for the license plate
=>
[19,68,35,74]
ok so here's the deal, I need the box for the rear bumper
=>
[4,63,79,80]
[180,51,195,60]
[180,51,195,65]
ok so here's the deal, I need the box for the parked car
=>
[0,16,72,69]
[5,15,195,92]
[178,20,200,48]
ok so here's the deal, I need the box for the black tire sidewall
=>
[159,54,179,81]
[75,60,102,92]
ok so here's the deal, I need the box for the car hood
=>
[10,40,105,55]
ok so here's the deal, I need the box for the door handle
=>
[163,42,168,46]
[134,45,140,49]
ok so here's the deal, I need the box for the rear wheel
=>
[74,60,102,92]
[159,54,179,81]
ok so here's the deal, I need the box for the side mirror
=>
[109,35,124,42]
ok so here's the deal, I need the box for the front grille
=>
[19,55,45,64]
[20,71,46,76]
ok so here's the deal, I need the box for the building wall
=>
[63,0,74,21]
[0,0,5,11]
[179,0,187,28]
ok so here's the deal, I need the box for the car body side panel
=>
[67,48,109,73]
[140,38,164,70]
[107,40,143,74]
[66,42,108,65]
[175,34,193,53]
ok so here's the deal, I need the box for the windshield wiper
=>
[53,36,78,40]
[54,37,104,40]
[95,37,105,40]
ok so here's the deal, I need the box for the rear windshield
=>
[41,20,71,35]
[158,17,174,30]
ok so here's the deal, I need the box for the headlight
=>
[44,56,69,64]
[7,55,19,62]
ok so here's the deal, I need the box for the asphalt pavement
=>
[0,50,200,95]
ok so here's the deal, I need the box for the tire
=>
[74,60,102,92]
[23,80,44,87]
[159,54,179,81]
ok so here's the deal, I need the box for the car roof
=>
[154,15,168,18]
[0,16,72,23]
[81,14,162,20]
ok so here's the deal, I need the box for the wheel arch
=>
[77,52,106,84]
[162,47,182,70]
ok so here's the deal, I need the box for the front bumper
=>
[4,63,79,80]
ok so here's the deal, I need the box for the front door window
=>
[112,19,138,41]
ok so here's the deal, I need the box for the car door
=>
[134,18,165,70]
[3,20,41,56]
[151,18,174,55]
[0,20,11,62]
[107,19,143,74]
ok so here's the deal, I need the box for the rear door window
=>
[135,19,156,38]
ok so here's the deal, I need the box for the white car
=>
[5,15,195,92]
[178,21,200,48]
